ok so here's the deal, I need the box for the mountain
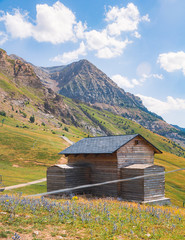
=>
[38,59,185,147]
[172,124,185,133]
[42,60,164,122]
[47,59,146,109]
[2,49,185,147]
[9,54,60,92]
[0,49,72,123]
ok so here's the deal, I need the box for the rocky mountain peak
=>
[46,58,145,109]
[0,49,42,89]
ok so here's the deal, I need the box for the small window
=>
[135,140,139,145]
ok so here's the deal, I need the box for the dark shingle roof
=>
[59,134,140,155]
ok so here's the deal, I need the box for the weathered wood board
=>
[121,164,165,201]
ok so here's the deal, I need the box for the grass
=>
[0,195,184,240]
[0,73,23,97]
[64,100,185,158]
[155,152,185,207]
[0,124,67,167]
[0,91,185,239]
[0,115,88,195]
[0,114,185,207]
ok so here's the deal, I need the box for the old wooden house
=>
[47,134,170,204]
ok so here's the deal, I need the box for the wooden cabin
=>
[47,134,170,204]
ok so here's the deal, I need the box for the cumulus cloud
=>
[112,74,140,88]
[105,3,150,36]
[0,1,149,62]
[85,30,132,58]
[137,95,185,115]
[51,41,86,64]
[74,21,87,39]
[1,1,81,44]
[112,72,163,89]
[3,10,33,39]
[157,51,185,75]
[33,2,77,43]
[56,2,149,62]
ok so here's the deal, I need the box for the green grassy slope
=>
[0,50,184,207]
[0,115,86,192]
[155,152,185,207]
[0,110,185,206]
[64,97,185,157]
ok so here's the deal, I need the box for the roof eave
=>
[59,151,115,155]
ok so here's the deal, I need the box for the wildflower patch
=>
[0,194,184,239]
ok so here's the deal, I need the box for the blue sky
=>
[0,0,185,127]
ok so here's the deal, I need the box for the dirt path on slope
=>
[3,178,46,191]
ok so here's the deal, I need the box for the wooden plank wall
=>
[121,168,145,201]
[68,154,118,196]
[117,136,155,169]
[68,153,117,167]
[47,165,90,195]
[121,165,165,201]
[91,167,118,196]
[144,166,165,201]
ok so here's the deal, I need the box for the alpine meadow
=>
[0,0,185,239]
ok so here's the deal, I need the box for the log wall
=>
[47,164,90,195]
[144,165,165,201]
[121,165,165,201]
[117,136,155,169]
[68,154,118,196]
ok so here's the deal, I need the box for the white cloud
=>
[0,1,149,62]
[157,51,185,75]
[1,1,80,44]
[74,21,87,39]
[0,31,8,45]
[106,3,150,36]
[152,73,163,80]
[133,31,141,38]
[141,73,163,81]
[111,72,163,89]
[51,41,86,64]
[85,30,132,58]
[85,30,109,51]
[4,10,33,39]
[141,14,150,22]
[137,95,185,115]
[112,74,140,88]
[53,25,132,63]
[33,2,77,43]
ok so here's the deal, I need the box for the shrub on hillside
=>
[64,126,69,132]
[19,110,27,118]
[29,115,35,123]
[0,110,6,117]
